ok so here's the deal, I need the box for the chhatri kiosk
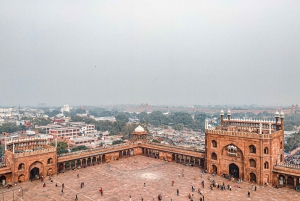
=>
[131,125,147,142]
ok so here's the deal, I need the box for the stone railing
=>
[276,163,300,170]
[145,142,204,153]
[205,129,273,139]
[6,136,48,145]
[13,147,56,158]
[58,143,138,157]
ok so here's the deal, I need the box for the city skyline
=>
[1,1,300,106]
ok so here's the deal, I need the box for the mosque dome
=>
[275,111,280,117]
[135,125,145,132]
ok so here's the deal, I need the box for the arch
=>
[18,163,25,170]
[264,161,269,169]
[18,174,25,182]
[29,161,43,180]
[249,159,256,168]
[47,158,53,164]
[229,163,239,178]
[250,173,256,183]
[0,175,6,186]
[278,174,285,185]
[30,167,40,180]
[249,145,256,153]
[47,168,53,176]
[287,176,294,186]
[223,144,243,158]
[280,141,283,149]
[280,154,283,162]
[211,152,217,160]
[212,164,217,174]
[264,174,269,184]
[264,147,269,154]
[212,140,217,148]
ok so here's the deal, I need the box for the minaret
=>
[275,110,280,130]
[227,108,231,121]
[280,111,285,131]
[220,109,224,126]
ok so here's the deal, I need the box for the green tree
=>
[50,141,68,155]
[112,140,124,145]
[0,123,22,133]
[115,114,129,123]
[173,123,184,131]
[71,145,88,152]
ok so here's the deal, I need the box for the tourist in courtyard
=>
[172,180,174,186]
[248,191,250,197]
[255,185,257,191]
[176,189,179,196]
[62,183,64,189]
[43,183,46,187]
[61,188,64,194]
[75,194,78,200]
[144,182,146,187]
[77,173,79,178]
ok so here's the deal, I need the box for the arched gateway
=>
[229,163,239,178]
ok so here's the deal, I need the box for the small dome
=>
[227,108,231,115]
[280,111,284,118]
[275,110,280,117]
[220,109,224,115]
[135,125,145,132]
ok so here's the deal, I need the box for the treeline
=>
[284,131,300,152]
[136,111,207,131]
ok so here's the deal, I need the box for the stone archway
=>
[47,168,53,176]
[18,174,25,182]
[212,165,217,174]
[0,175,6,186]
[229,163,239,178]
[30,167,39,180]
[250,173,256,183]
[29,161,44,180]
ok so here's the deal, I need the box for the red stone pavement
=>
[1,155,299,201]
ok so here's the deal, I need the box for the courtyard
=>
[1,155,299,201]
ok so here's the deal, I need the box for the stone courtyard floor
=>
[1,155,299,201]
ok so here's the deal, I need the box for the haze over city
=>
[1,1,300,106]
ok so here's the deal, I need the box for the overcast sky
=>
[0,0,299,107]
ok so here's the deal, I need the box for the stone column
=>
[69,162,71,170]
[63,162,66,172]
[285,175,288,186]
[294,178,296,187]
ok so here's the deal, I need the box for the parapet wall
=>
[206,129,282,139]
[12,147,57,158]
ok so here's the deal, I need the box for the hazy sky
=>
[1,0,300,107]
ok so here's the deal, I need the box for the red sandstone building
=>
[0,122,299,190]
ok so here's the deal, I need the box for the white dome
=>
[227,108,231,115]
[220,109,224,115]
[135,125,145,132]
[280,111,284,118]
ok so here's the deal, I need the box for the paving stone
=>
[2,155,299,201]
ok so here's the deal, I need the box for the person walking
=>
[61,188,64,194]
[255,185,257,191]
[144,183,146,187]
[248,191,250,197]
[177,189,179,196]
[172,181,174,186]
[75,194,78,200]
[62,183,64,189]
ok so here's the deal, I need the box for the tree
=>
[115,114,129,123]
[50,141,68,155]
[170,112,193,126]
[75,108,86,114]
[71,145,88,152]
[112,140,124,145]
[0,123,22,133]
[71,116,85,122]
[173,123,184,131]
